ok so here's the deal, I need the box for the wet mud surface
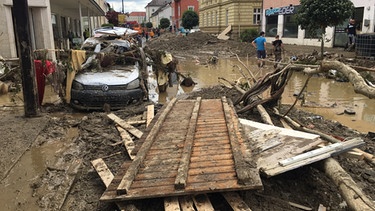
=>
[1,32,375,210]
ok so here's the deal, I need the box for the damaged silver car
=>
[69,30,147,110]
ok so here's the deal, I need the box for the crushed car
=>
[67,27,148,110]
[64,26,190,111]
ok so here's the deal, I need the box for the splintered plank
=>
[116,126,135,160]
[193,194,215,211]
[91,158,114,188]
[107,113,143,139]
[222,97,256,185]
[175,97,201,190]
[221,192,252,211]
[146,104,154,127]
[164,196,180,211]
[116,98,178,195]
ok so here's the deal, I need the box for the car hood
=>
[74,65,139,86]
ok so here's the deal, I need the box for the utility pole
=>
[13,0,39,117]
[122,0,124,13]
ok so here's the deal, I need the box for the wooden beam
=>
[164,196,180,211]
[175,97,201,189]
[221,192,252,211]
[192,194,214,211]
[107,113,143,139]
[179,196,195,211]
[116,126,136,160]
[116,98,177,195]
[146,104,155,127]
[91,158,114,188]
[279,138,364,167]
[222,97,252,185]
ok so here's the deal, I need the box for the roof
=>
[146,0,171,7]
[129,12,146,17]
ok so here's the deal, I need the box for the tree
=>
[296,0,354,58]
[146,22,153,29]
[181,10,199,30]
[105,9,119,26]
[159,18,170,29]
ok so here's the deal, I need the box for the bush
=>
[240,28,258,43]
[159,18,170,29]
[146,22,153,29]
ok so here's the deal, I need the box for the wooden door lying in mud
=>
[100,97,262,201]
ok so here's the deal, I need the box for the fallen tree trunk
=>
[320,158,375,211]
[304,60,375,99]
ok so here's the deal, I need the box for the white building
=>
[262,0,375,47]
[0,0,109,59]
[149,1,172,28]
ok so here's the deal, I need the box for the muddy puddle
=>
[174,58,375,133]
[0,127,79,210]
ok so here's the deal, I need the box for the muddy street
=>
[1,32,375,210]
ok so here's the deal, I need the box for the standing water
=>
[172,58,375,133]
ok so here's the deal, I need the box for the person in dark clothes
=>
[272,35,284,68]
[346,19,356,50]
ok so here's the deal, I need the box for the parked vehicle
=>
[70,31,146,110]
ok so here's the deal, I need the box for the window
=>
[188,6,194,11]
[283,14,298,38]
[265,15,277,37]
[253,8,261,25]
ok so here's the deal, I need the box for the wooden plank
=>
[188,165,234,176]
[179,196,195,211]
[279,138,364,166]
[175,97,201,190]
[116,126,136,160]
[221,192,252,211]
[91,158,114,188]
[189,159,234,169]
[107,113,143,139]
[221,97,253,185]
[146,104,154,127]
[116,98,178,195]
[192,194,214,211]
[164,196,180,211]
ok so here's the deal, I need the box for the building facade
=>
[262,0,375,47]
[0,0,108,59]
[172,0,199,29]
[199,0,262,40]
[150,2,172,28]
[145,0,168,23]
[127,12,146,25]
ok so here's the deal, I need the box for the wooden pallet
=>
[100,97,262,201]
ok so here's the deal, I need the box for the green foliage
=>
[296,0,354,32]
[181,10,199,30]
[159,18,170,29]
[296,0,354,57]
[240,28,258,43]
[140,23,145,27]
[105,10,119,26]
[146,22,153,29]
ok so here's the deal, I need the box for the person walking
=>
[272,35,284,68]
[252,31,267,68]
[346,19,356,51]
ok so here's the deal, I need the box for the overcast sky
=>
[106,0,148,13]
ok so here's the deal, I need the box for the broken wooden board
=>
[239,119,365,177]
[239,118,325,177]
[116,126,136,160]
[100,98,262,202]
[146,104,154,127]
[221,192,252,211]
[107,113,143,139]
